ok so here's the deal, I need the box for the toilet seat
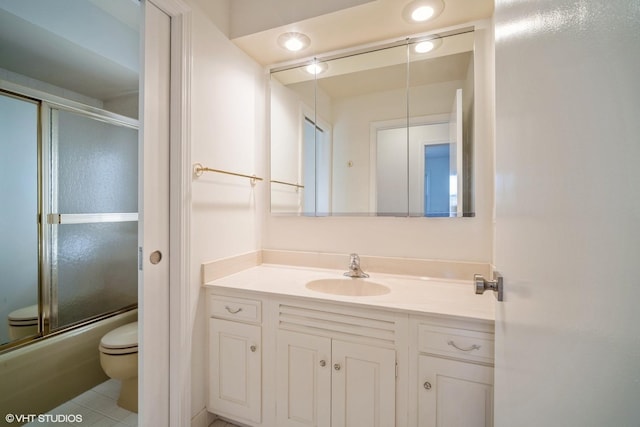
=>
[99,321,138,355]
[8,304,38,327]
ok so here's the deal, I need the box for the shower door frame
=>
[0,81,141,346]
[42,102,140,333]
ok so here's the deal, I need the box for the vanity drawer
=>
[209,295,262,324]
[418,324,494,364]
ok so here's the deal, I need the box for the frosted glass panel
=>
[52,108,138,330]
[56,222,137,328]
[0,93,39,345]
[56,109,138,213]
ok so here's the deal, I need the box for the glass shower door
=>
[0,91,39,346]
[46,106,138,330]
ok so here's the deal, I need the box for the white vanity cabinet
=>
[277,330,396,427]
[205,276,494,427]
[208,295,262,425]
[276,330,331,427]
[412,318,495,427]
[276,302,402,427]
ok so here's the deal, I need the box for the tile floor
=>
[24,379,137,427]
[22,379,245,427]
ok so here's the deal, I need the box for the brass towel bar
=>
[270,179,304,189]
[193,163,263,185]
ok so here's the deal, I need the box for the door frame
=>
[369,113,450,213]
[142,0,192,425]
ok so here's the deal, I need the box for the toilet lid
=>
[8,304,39,325]
[99,321,138,355]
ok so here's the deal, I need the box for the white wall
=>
[270,79,304,213]
[332,81,462,213]
[186,1,266,419]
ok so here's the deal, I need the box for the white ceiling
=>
[0,0,139,101]
[229,0,376,39]
[272,30,475,100]
[229,0,494,66]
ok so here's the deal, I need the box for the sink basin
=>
[305,278,390,297]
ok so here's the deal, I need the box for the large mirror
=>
[270,30,475,217]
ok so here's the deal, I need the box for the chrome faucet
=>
[343,253,369,278]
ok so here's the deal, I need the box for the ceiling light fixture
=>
[305,61,328,75]
[415,41,435,53]
[277,32,311,52]
[413,37,442,53]
[402,0,444,23]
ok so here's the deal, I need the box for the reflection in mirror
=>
[407,31,474,217]
[270,64,315,215]
[270,30,475,217]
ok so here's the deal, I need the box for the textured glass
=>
[53,109,138,329]
[55,222,137,328]
[0,93,39,345]
[56,109,138,214]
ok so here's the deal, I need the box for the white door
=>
[418,355,493,427]
[277,330,331,427]
[139,1,170,425]
[209,319,262,423]
[494,0,640,426]
[331,340,396,427]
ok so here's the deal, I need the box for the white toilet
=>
[99,321,138,412]
[8,304,39,340]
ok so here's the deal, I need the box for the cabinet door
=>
[209,319,261,423]
[331,340,396,427]
[277,330,331,427]
[418,355,493,427]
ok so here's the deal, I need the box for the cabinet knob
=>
[334,363,341,371]
[319,360,326,367]
[250,345,257,353]
[423,381,432,390]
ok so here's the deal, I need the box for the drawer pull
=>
[447,340,481,352]
[224,305,243,314]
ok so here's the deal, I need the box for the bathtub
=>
[0,309,137,417]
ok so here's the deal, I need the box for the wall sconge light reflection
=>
[305,61,328,75]
[413,36,442,53]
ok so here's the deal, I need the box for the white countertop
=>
[204,264,495,322]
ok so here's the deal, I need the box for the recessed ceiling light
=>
[415,41,435,53]
[277,32,311,52]
[305,61,328,75]
[412,6,434,21]
[413,37,442,53]
[402,0,444,23]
